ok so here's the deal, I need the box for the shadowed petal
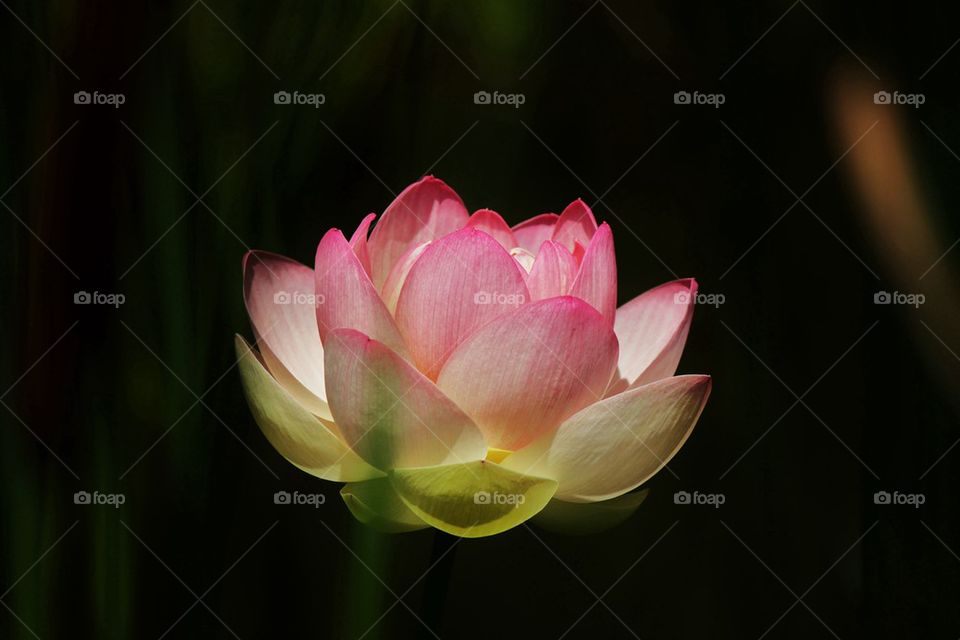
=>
[323,329,487,470]
[389,460,557,537]
[348,213,376,277]
[235,335,382,482]
[341,477,428,533]
[533,490,649,535]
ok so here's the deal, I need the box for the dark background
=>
[2,1,959,638]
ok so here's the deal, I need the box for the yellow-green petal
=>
[235,334,382,482]
[533,490,649,535]
[341,478,428,533]
[389,461,557,538]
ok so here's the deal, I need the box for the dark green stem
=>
[420,531,458,636]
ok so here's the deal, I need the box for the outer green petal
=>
[341,478,428,533]
[235,335,383,482]
[533,490,649,535]
[389,461,557,538]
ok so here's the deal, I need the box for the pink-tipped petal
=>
[436,297,619,451]
[395,228,530,379]
[314,229,406,355]
[512,213,558,254]
[348,213,376,277]
[503,375,712,502]
[243,251,329,415]
[568,223,617,323]
[467,209,517,251]
[324,329,487,470]
[381,241,429,314]
[614,278,697,389]
[525,240,578,301]
[552,199,598,252]
[367,176,470,289]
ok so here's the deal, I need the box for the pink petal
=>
[466,209,517,251]
[512,213,558,254]
[367,176,469,289]
[613,278,697,390]
[314,228,406,355]
[503,375,712,501]
[348,213,376,277]
[436,297,619,451]
[324,328,486,469]
[525,240,578,301]
[568,223,616,323]
[242,250,329,414]
[551,199,598,252]
[381,241,429,314]
[572,241,586,265]
[395,228,529,379]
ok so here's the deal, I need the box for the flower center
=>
[484,447,511,464]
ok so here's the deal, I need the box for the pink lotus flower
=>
[236,176,711,537]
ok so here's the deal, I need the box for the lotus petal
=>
[235,335,381,482]
[389,460,557,538]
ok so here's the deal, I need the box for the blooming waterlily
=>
[236,176,711,537]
